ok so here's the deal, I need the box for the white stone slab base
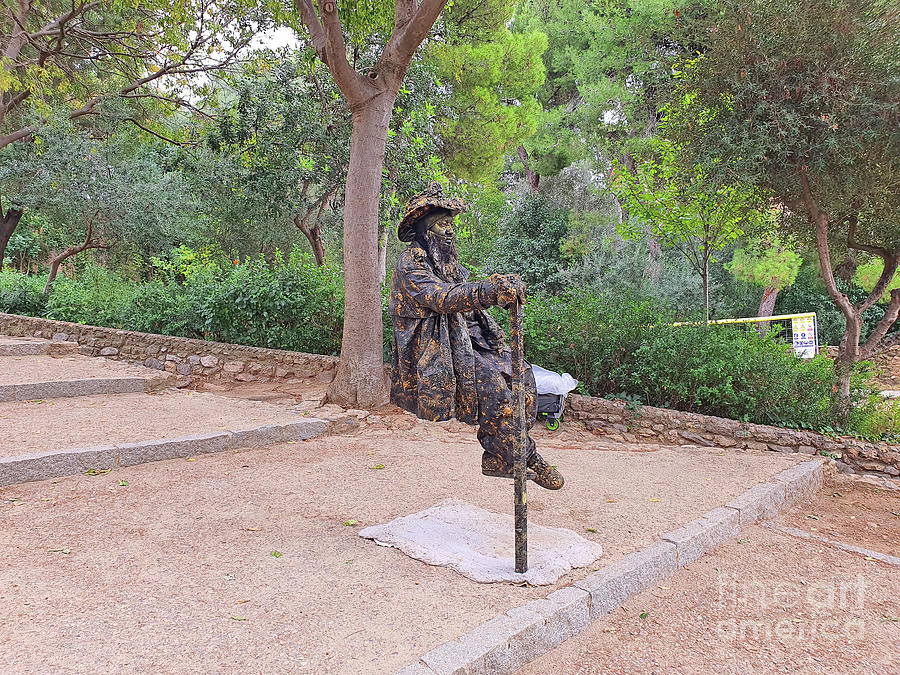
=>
[359,498,603,586]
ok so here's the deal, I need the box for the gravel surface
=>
[1,354,156,385]
[519,517,900,674]
[0,390,305,458]
[0,415,804,674]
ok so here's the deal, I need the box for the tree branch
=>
[394,0,417,32]
[386,0,448,65]
[293,0,370,103]
[798,168,855,321]
[860,289,900,360]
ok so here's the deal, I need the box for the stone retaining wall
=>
[873,345,900,389]
[0,313,338,386]
[567,394,900,477]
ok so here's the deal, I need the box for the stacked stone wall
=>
[0,313,337,385]
[872,345,900,389]
[567,394,899,477]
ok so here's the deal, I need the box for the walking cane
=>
[509,298,528,573]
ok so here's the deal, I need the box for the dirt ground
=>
[1,354,157,385]
[0,416,805,674]
[779,478,900,558]
[0,390,305,457]
[520,474,900,675]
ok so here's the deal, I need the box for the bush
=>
[0,247,344,356]
[45,264,138,327]
[523,290,671,396]
[0,268,47,315]
[188,248,344,355]
[523,289,845,429]
[624,325,839,428]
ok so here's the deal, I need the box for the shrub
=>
[45,264,138,328]
[189,248,344,355]
[523,289,846,429]
[523,290,670,396]
[0,268,47,315]
[624,325,839,428]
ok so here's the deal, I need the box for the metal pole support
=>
[510,300,527,573]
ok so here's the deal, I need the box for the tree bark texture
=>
[0,203,23,265]
[328,98,397,408]
[516,145,539,192]
[758,286,779,318]
[295,0,449,409]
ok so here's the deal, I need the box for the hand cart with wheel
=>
[531,364,578,431]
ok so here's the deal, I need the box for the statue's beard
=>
[420,230,464,282]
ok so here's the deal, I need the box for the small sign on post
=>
[509,300,527,573]
[791,314,818,358]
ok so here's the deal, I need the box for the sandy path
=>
[0,390,304,457]
[1,354,155,385]
[519,519,900,674]
[0,420,803,674]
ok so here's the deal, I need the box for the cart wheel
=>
[546,418,560,431]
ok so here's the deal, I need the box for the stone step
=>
[0,353,172,401]
[0,419,328,487]
[0,389,330,486]
[0,336,78,357]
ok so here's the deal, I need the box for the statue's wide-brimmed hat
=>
[397,182,467,242]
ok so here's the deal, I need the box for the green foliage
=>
[521,288,871,431]
[2,247,344,355]
[523,290,668,397]
[512,0,705,179]
[484,194,569,292]
[852,397,900,443]
[0,268,47,315]
[430,29,547,181]
[612,142,764,271]
[625,326,838,428]
[726,241,802,291]
[665,0,900,254]
[46,264,139,327]
[182,249,344,354]
[0,121,192,260]
[854,259,900,304]
[776,263,893,346]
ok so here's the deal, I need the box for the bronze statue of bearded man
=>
[388,182,564,490]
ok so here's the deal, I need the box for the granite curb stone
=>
[399,460,824,675]
[725,481,787,526]
[661,507,740,568]
[772,459,824,507]
[0,446,118,486]
[0,418,329,486]
[13,377,148,401]
[574,541,677,618]
[117,432,233,467]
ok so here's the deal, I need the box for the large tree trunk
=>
[0,204,23,265]
[327,97,396,408]
[295,0,449,409]
[758,286,779,317]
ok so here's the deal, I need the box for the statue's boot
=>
[527,452,565,490]
[481,452,536,481]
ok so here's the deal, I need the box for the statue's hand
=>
[487,273,526,308]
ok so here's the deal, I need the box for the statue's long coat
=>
[389,243,537,462]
